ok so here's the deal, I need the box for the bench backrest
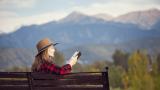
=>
[0,67,110,90]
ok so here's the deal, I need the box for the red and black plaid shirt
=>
[39,60,72,75]
[37,60,72,87]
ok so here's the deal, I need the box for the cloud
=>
[69,2,75,5]
[0,11,68,33]
[0,0,36,8]
[0,11,18,17]
[72,0,160,17]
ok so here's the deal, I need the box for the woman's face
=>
[48,45,55,57]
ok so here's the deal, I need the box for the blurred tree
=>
[82,66,98,72]
[92,60,106,71]
[72,62,83,72]
[112,49,129,71]
[128,50,153,90]
[157,54,160,71]
[51,49,65,66]
[21,66,30,72]
[121,69,129,90]
[6,66,30,72]
[151,54,160,90]
[109,65,123,89]
[103,60,114,67]
[147,54,152,66]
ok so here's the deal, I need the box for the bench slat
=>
[0,80,28,85]
[0,73,27,78]
[34,86,104,90]
[0,71,109,90]
[0,86,30,90]
[33,80,103,86]
[32,73,104,79]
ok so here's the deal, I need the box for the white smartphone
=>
[72,51,78,57]
[68,51,78,64]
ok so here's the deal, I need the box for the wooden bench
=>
[0,67,110,90]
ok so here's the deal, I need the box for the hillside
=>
[0,37,160,70]
[63,37,160,62]
[0,47,37,71]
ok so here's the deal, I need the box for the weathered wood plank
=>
[33,79,103,86]
[34,86,104,90]
[0,72,104,74]
[32,73,104,79]
[0,73,27,78]
[0,80,28,85]
[0,86,30,90]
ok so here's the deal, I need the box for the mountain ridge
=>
[112,8,160,29]
[91,14,113,21]
[4,8,159,33]
[57,11,106,24]
[56,8,160,29]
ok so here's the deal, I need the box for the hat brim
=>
[35,42,58,57]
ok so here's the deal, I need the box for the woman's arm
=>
[47,62,72,75]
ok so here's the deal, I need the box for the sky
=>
[0,0,160,33]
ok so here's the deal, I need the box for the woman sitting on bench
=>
[31,38,78,74]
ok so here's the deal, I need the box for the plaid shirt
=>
[39,60,72,75]
[38,60,72,87]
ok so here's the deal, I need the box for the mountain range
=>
[0,37,160,70]
[58,8,160,29]
[0,8,160,50]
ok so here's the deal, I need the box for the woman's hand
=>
[68,56,78,67]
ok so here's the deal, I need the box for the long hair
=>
[31,47,51,72]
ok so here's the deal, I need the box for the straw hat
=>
[35,38,58,57]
